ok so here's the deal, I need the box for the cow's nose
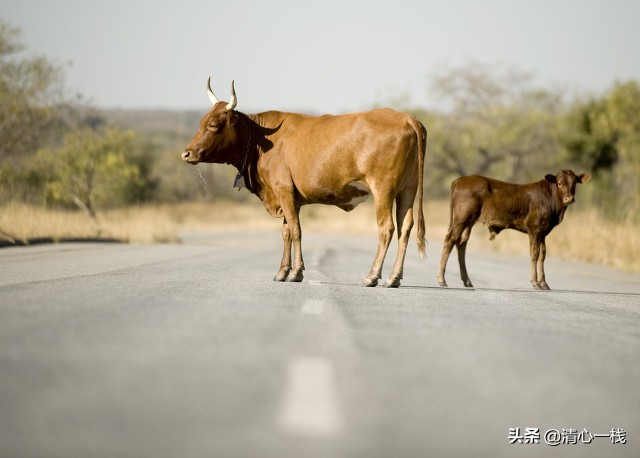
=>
[563,196,575,204]
[182,150,193,161]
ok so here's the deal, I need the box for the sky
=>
[2,0,639,114]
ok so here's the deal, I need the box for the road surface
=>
[1,231,638,457]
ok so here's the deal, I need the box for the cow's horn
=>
[226,80,237,111]
[207,77,221,106]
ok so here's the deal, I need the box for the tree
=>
[37,127,141,222]
[0,20,77,162]
[563,80,640,217]
[425,62,564,196]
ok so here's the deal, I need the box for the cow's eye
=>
[207,124,219,132]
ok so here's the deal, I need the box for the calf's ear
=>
[578,173,592,184]
[545,174,557,183]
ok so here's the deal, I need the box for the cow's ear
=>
[545,174,556,183]
[578,173,592,184]
[229,111,240,126]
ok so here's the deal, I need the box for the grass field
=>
[1,200,639,273]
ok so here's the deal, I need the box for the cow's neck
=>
[232,112,263,196]
[232,111,286,201]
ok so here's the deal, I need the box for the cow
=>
[182,78,427,287]
[437,170,591,290]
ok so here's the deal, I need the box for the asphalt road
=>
[0,231,639,458]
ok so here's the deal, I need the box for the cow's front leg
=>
[273,219,292,282]
[537,238,551,290]
[280,202,304,282]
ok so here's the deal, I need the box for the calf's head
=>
[545,170,591,206]
[182,78,240,165]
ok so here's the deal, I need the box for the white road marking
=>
[301,299,325,315]
[278,357,343,437]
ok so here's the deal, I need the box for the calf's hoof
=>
[286,269,304,282]
[463,280,474,288]
[361,276,379,287]
[385,276,402,288]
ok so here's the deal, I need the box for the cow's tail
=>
[409,116,427,259]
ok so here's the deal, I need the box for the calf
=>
[437,170,591,290]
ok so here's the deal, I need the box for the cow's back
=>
[280,108,415,164]
[268,108,420,201]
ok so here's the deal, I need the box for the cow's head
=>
[545,170,591,206]
[182,78,240,165]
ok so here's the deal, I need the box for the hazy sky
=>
[2,0,639,114]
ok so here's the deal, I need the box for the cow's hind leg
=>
[385,187,416,288]
[363,192,395,287]
[273,219,292,281]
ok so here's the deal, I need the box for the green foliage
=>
[36,127,141,219]
[0,20,77,162]
[562,81,640,217]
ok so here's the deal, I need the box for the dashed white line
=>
[278,357,343,437]
[301,299,325,315]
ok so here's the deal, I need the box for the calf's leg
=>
[438,227,456,287]
[457,226,474,287]
[529,233,543,290]
[537,238,551,290]
[439,222,476,288]
[439,225,475,287]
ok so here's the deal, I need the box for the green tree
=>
[0,20,77,162]
[563,80,640,216]
[37,127,141,222]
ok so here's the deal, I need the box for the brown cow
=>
[437,170,591,290]
[182,78,426,287]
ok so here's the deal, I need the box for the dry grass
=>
[1,200,639,273]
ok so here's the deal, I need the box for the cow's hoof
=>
[438,280,448,287]
[532,282,543,290]
[286,269,304,282]
[385,277,401,288]
[273,268,290,282]
[361,276,379,287]
[463,280,474,288]
[539,282,551,290]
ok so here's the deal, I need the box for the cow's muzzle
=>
[563,196,575,205]
[182,149,199,164]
